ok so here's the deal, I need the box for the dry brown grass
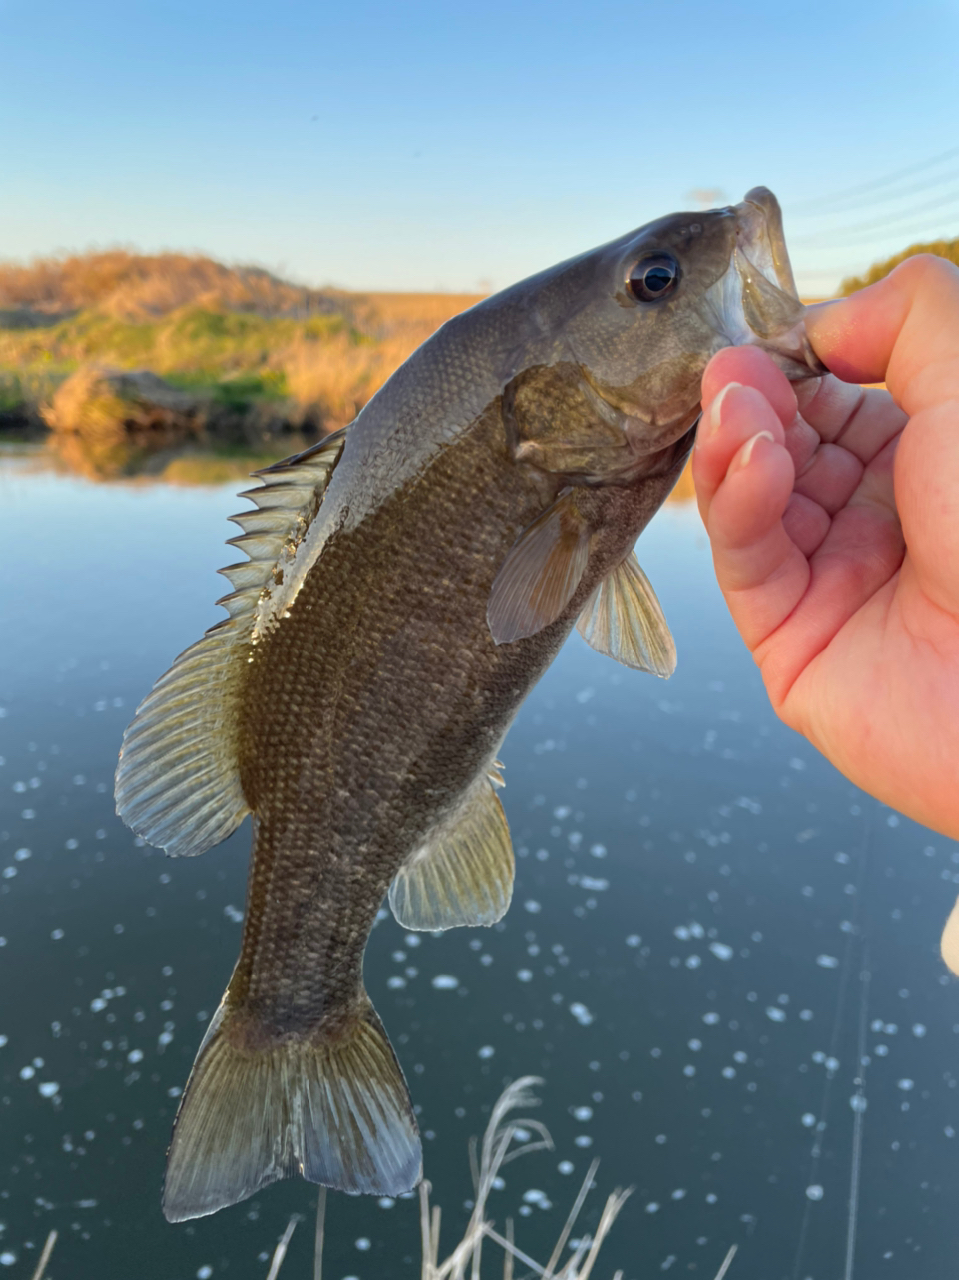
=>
[280,333,416,431]
[0,250,341,322]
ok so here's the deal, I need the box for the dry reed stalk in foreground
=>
[418,1076,630,1280]
[28,1230,57,1280]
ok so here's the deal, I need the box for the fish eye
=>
[627,253,680,303]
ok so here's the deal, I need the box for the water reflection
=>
[1,445,957,1279]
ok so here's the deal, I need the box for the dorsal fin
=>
[576,551,675,677]
[115,431,345,857]
[487,491,592,645]
[389,766,514,931]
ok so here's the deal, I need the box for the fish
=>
[115,186,822,1221]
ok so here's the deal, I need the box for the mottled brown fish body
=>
[230,408,686,1036]
[115,187,821,1221]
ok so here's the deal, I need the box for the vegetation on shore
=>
[0,248,482,477]
[840,235,959,294]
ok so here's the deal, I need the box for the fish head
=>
[538,187,823,469]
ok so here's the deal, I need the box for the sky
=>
[1,0,957,296]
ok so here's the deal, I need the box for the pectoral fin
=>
[487,491,592,645]
[389,767,514,931]
[576,552,676,677]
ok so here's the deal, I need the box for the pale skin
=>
[692,255,959,840]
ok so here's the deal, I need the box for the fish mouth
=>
[703,187,826,381]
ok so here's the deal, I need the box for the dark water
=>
[2,445,958,1280]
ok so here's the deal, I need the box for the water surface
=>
[2,447,958,1279]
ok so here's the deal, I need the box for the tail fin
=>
[162,997,422,1222]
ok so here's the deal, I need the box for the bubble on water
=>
[355,1238,371,1251]
[37,1082,59,1098]
[477,1046,495,1059]
[897,1079,914,1092]
[816,955,839,969]
[0,1036,6,1048]
[849,1095,868,1113]
[19,1066,34,1080]
[673,926,690,941]
[13,849,30,862]
[702,1012,720,1025]
[0,1253,16,1267]
[127,1049,143,1063]
[517,970,533,983]
[404,935,421,948]
[574,1135,593,1148]
[569,1003,593,1026]
[431,975,458,990]
[671,1188,686,1200]
[805,1185,824,1201]
[766,1007,786,1023]
[709,942,733,961]
[522,1188,549,1205]
[572,1106,593,1121]
[387,976,406,989]
[913,1024,927,1038]
[523,900,541,914]
[645,1202,660,1214]
[378,1197,395,1208]
[90,998,107,1012]
[685,955,701,970]
[197,1268,213,1279]
[626,935,641,947]
[558,1161,574,1174]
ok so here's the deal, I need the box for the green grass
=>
[0,304,357,406]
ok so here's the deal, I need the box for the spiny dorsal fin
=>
[115,431,345,857]
[576,551,675,677]
[389,768,514,931]
[163,992,421,1220]
[487,490,592,644]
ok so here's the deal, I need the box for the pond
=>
[1,445,957,1279]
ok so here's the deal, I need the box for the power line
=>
[789,144,959,214]
[791,186,959,246]
[790,163,959,219]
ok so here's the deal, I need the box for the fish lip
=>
[724,187,827,380]
[736,187,799,300]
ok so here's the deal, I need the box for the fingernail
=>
[702,381,742,443]
[736,430,775,470]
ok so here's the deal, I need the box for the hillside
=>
[0,249,343,323]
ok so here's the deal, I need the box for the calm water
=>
[2,446,958,1280]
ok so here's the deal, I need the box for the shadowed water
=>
[2,445,958,1279]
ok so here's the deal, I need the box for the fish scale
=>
[114,186,823,1221]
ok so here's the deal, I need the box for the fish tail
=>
[162,994,422,1222]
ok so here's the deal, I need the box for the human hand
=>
[692,255,959,838]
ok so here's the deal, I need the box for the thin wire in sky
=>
[790,144,959,214]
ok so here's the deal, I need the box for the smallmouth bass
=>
[115,188,821,1220]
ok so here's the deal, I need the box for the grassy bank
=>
[0,249,484,476]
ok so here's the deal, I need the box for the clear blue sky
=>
[2,0,957,295]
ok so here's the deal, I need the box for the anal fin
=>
[576,551,676,677]
[389,769,514,931]
[163,994,421,1221]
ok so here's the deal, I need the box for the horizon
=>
[2,0,957,296]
